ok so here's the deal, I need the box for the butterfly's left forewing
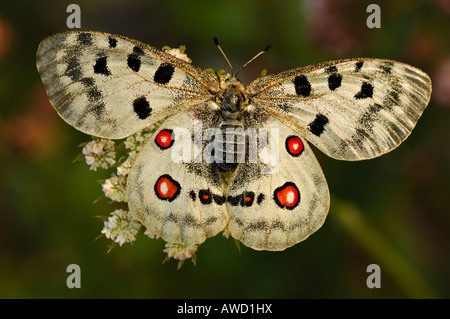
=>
[36,31,218,139]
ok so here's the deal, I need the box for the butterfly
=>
[36,31,431,251]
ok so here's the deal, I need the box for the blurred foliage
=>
[0,0,449,298]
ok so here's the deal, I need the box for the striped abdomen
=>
[214,123,245,171]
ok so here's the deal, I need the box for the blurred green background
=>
[0,0,449,298]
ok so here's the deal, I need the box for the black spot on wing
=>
[204,216,219,226]
[293,75,311,97]
[213,194,226,205]
[328,73,342,91]
[77,33,93,45]
[188,190,196,201]
[127,46,144,72]
[355,61,364,72]
[108,37,117,48]
[93,56,111,76]
[354,82,373,99]
[133,96,152,119]
[308,114,329,137]
[154,63,175,85]
[325,66,338,73]
[257,193,265,205]
[133,46,145,55]
[227,194,243,207]
[128,55,141,72]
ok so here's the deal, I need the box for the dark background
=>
[0,0,449,298]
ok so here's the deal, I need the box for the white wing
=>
[127,108,229,245]
[248,58,431,160]
[225,115,329,251]
[36,31,218,139]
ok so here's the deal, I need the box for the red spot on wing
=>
[154,175,181,202]
[199,189,213,205]
[155,129,174,149]
[285,136,304,157]
[274,182,300,210]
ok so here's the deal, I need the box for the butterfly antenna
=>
[235,44,271,77]
[214,37,235,76]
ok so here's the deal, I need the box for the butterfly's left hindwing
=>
[36,31,218,139]
[128,109,229,245]
[226,116,330,251]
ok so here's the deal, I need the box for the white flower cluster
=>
[101,209,142,246]
[102,174,127,202]
[116,152,136,176]
[82,139,116,171]
[92,130,154,246]
[115,128,155,177]
[163,242,198,269]
[124,128,155,152]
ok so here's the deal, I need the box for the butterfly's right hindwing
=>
[36,31,218,139]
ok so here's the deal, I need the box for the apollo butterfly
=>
[36,31,431,252]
